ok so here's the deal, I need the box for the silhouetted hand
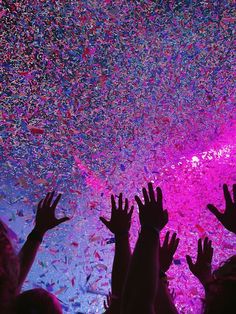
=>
[207,184,236,234]
[135,182,168,231]
[160,231,180,273]
[100,194,134,235]
[186,237,213,286]
[35,192,70,235]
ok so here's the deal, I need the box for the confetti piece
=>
[28,126,45,135]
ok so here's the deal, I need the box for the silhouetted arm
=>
[121,183,168,314]
[156,278,178,314]
[155,231,179,314]
[207,184,236,234]
[113,232,131,297]
[100,194,133,313]
[186,237,213,292]
[18,192,69,289]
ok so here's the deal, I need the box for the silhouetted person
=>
[121,182,168,314]
[207,183,236,235]
[0,220,19,313]
[18,191,69,289]
[12,288,62,314]
[100,193,134,314]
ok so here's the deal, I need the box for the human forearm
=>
[121,229,160,313]
[112,233,131,297]
[17,228,45,289]
[155,279,178,314]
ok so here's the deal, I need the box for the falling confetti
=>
[1,0,236,313]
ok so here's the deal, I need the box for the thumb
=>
[56,217,70,225]
[128,206,134,219]
[207,204,223,221]
[186,255,194,271]
[99,217,110,229]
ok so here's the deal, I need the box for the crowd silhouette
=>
[0,182,236,313]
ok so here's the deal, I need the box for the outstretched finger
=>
[43,192,50,207]
[169,232,178,250]
[52,193,62,211]
[142,187,149,204]
[172,237,180,253]
[148,182,155,202]
[163,210,169,225]
[203,237,210,252]
[48,191,55,206]
[99,217,110,229]
[135,195,144,209]
[207,240,214,260]
[128,205,134,219]
[207,204,223,221]
[111,195,116,212]
[163,231,170,248]
[197,239,203,257]
[124,198,128,213]
[56,216,70,226]
[156,187,163,210]
[186,255,194,271]
[223,184,233,207]
[118,193,123,210]
[37,199,44,210]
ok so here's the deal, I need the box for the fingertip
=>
[130,205,134,214]
[156,186,163,195]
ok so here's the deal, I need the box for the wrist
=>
[140,224,160,235]
[114,231,129,240]
[28,229,45,243]
[33,227,47,238]
[200,276,212,287]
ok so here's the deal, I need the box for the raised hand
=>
[186,237,213,286]
[160,231,180,273]
[135,182,168,231]
[207,184,236,234]
[35,191,70,235]
[100,193,134,235]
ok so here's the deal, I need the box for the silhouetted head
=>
[0,219,19,312]
[203,255,236,314]
[13,288,62,314]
